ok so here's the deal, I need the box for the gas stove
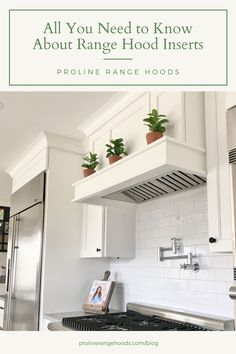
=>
[62,303,235,331]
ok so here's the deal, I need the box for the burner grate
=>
[62,310,209,331]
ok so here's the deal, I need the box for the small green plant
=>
[105,138,128,157]
[143,109,169,133]
[81,152,100,170]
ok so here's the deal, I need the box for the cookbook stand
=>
[82,271,115,314]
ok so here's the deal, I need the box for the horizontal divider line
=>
[103,58,133,61]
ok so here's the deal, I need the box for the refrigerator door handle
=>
[11,216,20,294]
[6,259,11,292]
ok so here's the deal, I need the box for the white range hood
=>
[73,136,206,206]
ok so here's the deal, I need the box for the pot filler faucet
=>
[157,238,200,272]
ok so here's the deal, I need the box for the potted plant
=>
[81,152,100,177]
[105,138,128,164]
[143,108,169,144]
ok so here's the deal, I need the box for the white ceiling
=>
[0,92,117,172]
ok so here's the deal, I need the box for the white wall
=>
[110,185,234,317]
[0,172,12,206]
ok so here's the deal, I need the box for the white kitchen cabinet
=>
[205,93,233,253]
[0,298,4,330]
[81,204,136,258]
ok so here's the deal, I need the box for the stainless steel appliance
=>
[3,172,45,331]
[227,107,236,323]
[48,303,235,331]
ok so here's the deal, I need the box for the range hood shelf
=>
[73,136,206,206]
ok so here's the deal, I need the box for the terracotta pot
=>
[83,168,96,177]
[146,131,163,144]
[108,155,122,164]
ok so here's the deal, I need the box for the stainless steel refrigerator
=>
[227,106,236,326]
[3,172,45,331]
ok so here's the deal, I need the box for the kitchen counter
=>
[45,310,86,331]
[48,322,72,331]
[44,310,86,323]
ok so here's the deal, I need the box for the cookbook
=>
[83,280,115,314]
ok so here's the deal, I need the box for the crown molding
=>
[7,131,83,178]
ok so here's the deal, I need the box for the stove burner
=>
[62,310,209,331]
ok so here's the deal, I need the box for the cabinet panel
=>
[217,94,233,243]
[81,205,136,258]
[205,92,233,253]
[88,93,149,168]
[81,205,104,258]
[151,92,205,149]
[185,92,205,149]
[157,92,185,141]
[90,130,110,169]
[111,93,149,154]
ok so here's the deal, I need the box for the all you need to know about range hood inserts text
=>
[73,135,206,205]
[34,21,202,53]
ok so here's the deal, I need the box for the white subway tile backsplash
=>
[196,293,217,307]
[187,280,206,293]
[110,185,234,318]
[159,216,171,227]
[178,223,195,235]
[179,199,195,213]
[179,269,197,280]
[163,268,180,279]
[196,269,216,281]
[208,256,234,269]
[195,245,210,256]
[206,281,233,295]
[215,269,234,282]
[150,208,163,219]
[183,234,207,246]
[171,215,185,225]
[185,211,205,223]
[195,221,208,233]
[216,294,234,309]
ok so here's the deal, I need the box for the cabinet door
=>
[81,205,136,258]
[81,205,104,258]
[205,93,233,252]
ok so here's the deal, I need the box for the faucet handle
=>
[180,263,187,270]
[171,237,181,241]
